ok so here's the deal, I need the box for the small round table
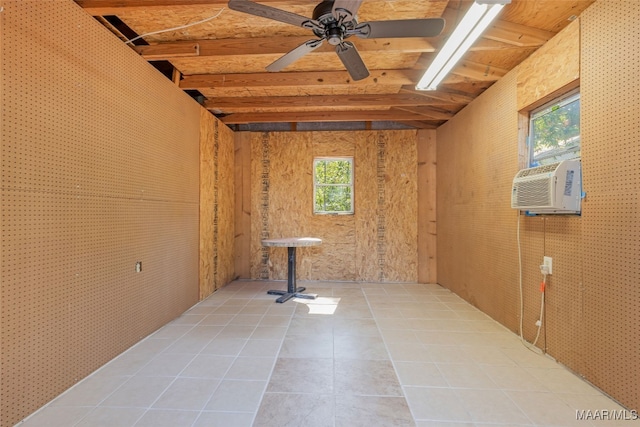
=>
[261,237,322,303]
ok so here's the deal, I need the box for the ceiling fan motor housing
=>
[312,0,356,45]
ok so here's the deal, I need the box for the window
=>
[529,89,580,166]
[313,157,354,214]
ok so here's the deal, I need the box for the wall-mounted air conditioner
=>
[511,159,582,214]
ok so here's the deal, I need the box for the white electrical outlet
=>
[543,256,552,275]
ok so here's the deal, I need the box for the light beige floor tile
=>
[480,365,548,391]
[404,386,472,422]
[463,345,518,366]
[192,411,254,427]
[454,389,531,424]
[50,375,128,406]
[385,341,432,362]
[19,281,631,427]
[127,338,174,355]
[150,324,193,339]
[437,363,498,389]
[224,356,275,380]
[216,324,256,339]
[258,315,292,327]
[228,314,263,326]
[152,377,220,410]
[508,390,590,426]
[334,317,380,337]
[239,339,282,358]
[287,316,334,336]
[267,357,334,393]
[422,345,477,364]
[279,334,334,358]
[334,359,403,396]
[93,351,154,376]
[525,366,605,395]
[100,376,173,407]
[136,353,195,377]
[162,332,215,354]
[201,337,247,356]
[395,361,448,387]
[335,394,415,427]
[134,409,200,427]
[334,334,390,360]
[180,354,234,378]
[254,392,334,427]
[204,379,266,412]
[76,407,146,427]
[250,325,287,340]
[19,406,93,427]
[380,328,420,343]
[200,313,235,325]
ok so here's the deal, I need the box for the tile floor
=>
[18,281,633,427]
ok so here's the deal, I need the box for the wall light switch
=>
[543,256,552,275]
[135,261,142,273]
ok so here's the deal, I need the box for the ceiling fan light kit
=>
[228,0,445,81]
[416,0,511,91]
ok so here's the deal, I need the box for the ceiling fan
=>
[228,0,445,81]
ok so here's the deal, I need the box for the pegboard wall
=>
[245,130,419,283]
[579,0,640,409]
[437,71,521,329]
[437,0,639,411]
[1,2,203,426]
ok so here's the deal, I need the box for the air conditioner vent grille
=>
[515,162,560,178]
[513,177,552,206]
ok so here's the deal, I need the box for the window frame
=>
[313,156,354,215]
[528,88,581,167]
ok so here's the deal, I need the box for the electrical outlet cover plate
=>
[543,256,552,275]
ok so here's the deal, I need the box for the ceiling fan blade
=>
[266,39,324,72]
[228,0,318,29]
[332,0,364,22]
[335,42,369,81]
[355,18,445,39]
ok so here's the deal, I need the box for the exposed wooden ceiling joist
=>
[77,0,596,129]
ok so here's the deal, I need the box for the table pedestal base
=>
[266,246,318,303]
[267,287,317,304]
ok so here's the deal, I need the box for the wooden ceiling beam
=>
[451,60,508,82]
[134,37,436,59]
[484,20,556,47]
[76,0,289,15]
[217,109,452,125]
[205,93,466,113]
[399,87,475,104]
[180,69,422,89]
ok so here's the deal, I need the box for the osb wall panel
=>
[1,2,200,426]
[580,0,640,409]
[437,72,521,328]
[438,0,639,411]
[517,18,580,110]
[246,130,418,283]
[234,132,252,278]
[199,109,236,299]
[417,130,437,284]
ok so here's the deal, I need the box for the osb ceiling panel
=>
[76,0,595,129]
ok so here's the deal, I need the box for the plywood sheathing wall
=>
[242,130,422,283]
[0,1,207,425]
[437,0,640,410]
[199,109,235,299]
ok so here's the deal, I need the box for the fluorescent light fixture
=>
[416,0,510,91]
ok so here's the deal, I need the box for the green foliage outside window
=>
[314,158,353,214]
[530,91,580,166]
